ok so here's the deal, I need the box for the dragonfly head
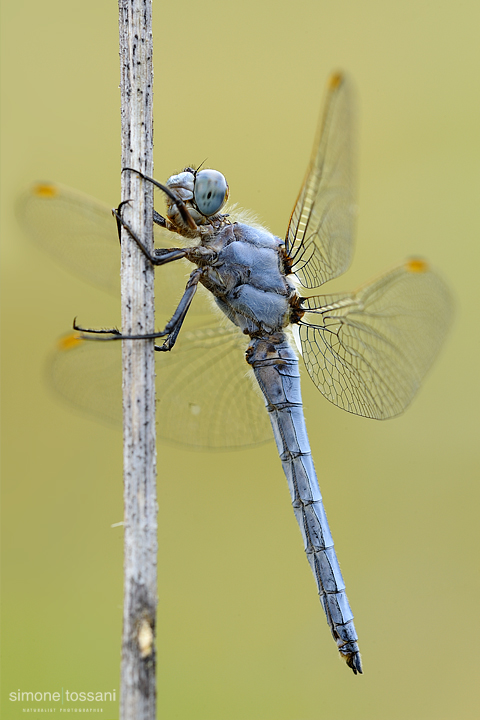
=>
[165,167,229,232]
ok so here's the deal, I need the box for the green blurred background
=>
[1,1,479,718]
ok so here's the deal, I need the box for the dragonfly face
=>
[164,167,229,237]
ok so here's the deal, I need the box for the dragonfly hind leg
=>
[73,268,202,353]
[72,318,121,336]
[153,268,202,352]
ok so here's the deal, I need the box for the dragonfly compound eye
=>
[194,169,229,216]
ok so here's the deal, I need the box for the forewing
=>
[49,325,272,450]
[297,260,453,418]
[286,73,356,288]
[17,182,123,294]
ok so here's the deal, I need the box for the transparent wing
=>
[17,182,124,294]
[16,181,211,318]
[154,325,272,449]
[296,260,453,419]
[286,73,356,289]
[49,324,272,450]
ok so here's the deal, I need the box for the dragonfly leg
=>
[113,200,171,241]
[114,199,130,244]
[154,268,202,352]
[73,268,202,352]
[153,209,166,228]
[73,318,121,335]
[112,206,187,266]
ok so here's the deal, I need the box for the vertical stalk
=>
[118,2,157,719]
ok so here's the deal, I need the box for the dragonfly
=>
[17,73,452,674]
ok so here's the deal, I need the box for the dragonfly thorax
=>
[194,222,297,337]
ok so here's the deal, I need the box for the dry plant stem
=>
[118,2,157,719]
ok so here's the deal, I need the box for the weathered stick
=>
[118,2,157,719]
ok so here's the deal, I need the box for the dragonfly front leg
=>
[122,167,198,232]
[74,268,202,352]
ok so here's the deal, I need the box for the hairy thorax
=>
[165,170,301,337]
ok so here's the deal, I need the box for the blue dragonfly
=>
[18,73,452,674]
